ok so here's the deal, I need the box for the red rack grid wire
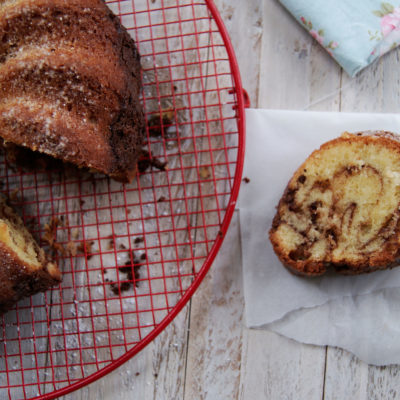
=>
[0,0,245,398]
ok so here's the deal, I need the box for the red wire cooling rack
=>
[0,0,246,398]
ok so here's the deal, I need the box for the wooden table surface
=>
[63,0,400,398]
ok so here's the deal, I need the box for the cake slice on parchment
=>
[0,197,60,315]
[0,0,145,182]
[269,131,400,276]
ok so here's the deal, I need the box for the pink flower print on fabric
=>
[381,7,400,36]
[371,3,400,57]
[373,3,400,37]
[300,16,339,55]
[310,29,324,45]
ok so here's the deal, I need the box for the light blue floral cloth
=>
[279,0,400,76]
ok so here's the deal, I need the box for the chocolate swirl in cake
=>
[0,0,144,182]
[270,131,400,276]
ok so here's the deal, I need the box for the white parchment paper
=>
[240,109,400,365]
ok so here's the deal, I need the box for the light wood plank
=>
[340,57,384,113]
[367,364,400,400]
[307,43,341,111]
[323,348,368,400]
[184,213,243,400]
[239,330,326,400]
[258,0,312,109]
[216,0,264,107]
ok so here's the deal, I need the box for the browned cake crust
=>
[0,243,60,315]
[0,0,145,182]
[269,131,400,276]
[0,198,60,314]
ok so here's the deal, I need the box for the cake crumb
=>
[107,235,115,250]
[42,216,62,250]
[200,167,211,179]
[77,240,95,260]
[10,188,19,201]
[110,281,130,295]
[52,242,66,255]
[66,241,77,256]
[147,110,174,137]
[25,216,36,229]
[138,150,167,172]
[110,250,147,295]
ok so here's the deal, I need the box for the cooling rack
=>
[0,0,246,398]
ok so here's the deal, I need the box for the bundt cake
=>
[0,197,60,314]
[270,131,400,276]
[0,0,144,182]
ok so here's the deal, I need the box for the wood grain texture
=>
[184,213,243,400]
[216,0,263,107]
[324,348,368,400]
[239,330,326,400]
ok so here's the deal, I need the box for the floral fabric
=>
[279,0,400,77]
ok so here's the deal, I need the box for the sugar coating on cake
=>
[269,131,400,276]
[0,0,145,182]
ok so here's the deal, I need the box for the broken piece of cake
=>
[0,197,60,314]
[269,131,400,276]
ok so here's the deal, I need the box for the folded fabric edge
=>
[276,0,351,77]
[276,0,394,78]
